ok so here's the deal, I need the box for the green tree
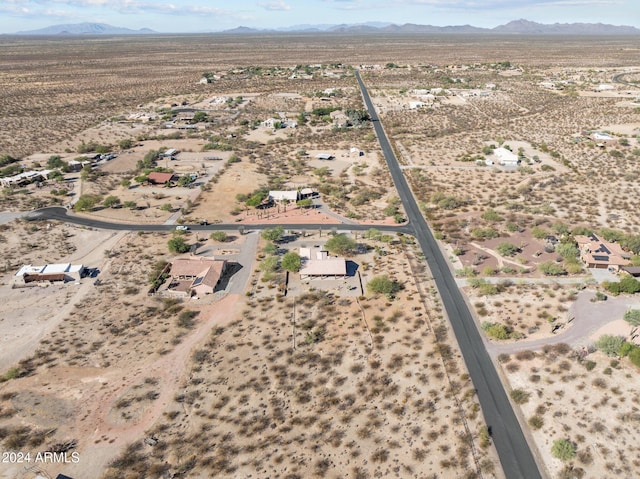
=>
[246,192,267,207]
[168,236,189,253]
[262,226,284,242]
[551,439,576,462]
[595,335,625,356]
[367,275,401,296]
[74,194,101,212]
[619,276,640,294]
[297,198,313,209]
[103,195,121,208]
[260,255,279,273]
[556,243,579,260]
[623,309,640,326]
[263,242,277,255]
[210,231,228,242]
[325,233,357,256]
[178,175,193,187]
[80,164,92,181]
[120,178,131,189]
[622,234,640,255]
[365,228,382,241]
[192,111,208,123]
[482,322,510,339]
[123,201,137,209]
[47,155,67,170]
[496,242,520,257]
[160,203,173,212]
[281,251,302,272]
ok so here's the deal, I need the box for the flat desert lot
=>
[1,34,640,479]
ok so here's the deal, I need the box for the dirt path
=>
[469,241,524,268]
[69,294,242,477]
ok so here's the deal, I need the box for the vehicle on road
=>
[175,225,189,231]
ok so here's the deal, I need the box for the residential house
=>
[268,190,300,203]
[147,172,176,185]
[0,170,54,188]
[493,147,520,167]
[574,233,631,270]
[168,257,227,297]
[14,263,85,285]
[299,247,347,280]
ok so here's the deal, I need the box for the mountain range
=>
[12,19,640,36]
[15,22,155,35]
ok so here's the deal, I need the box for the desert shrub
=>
[210,231,228,242]
[510,389,531,404]
[583,360,596,371]
[177,310,199,328]
[594,335,625,356]
[551,439,576,461]
[471,227,499,240]
[74,194,102,212]
[367,275,401,296]
[538,261,566,276]
[103,195,121,208]
[623,309,640,326]
[528,415,544,430]
[604,276,640,295]
[479,426,491,448]
[482,322,521,340]
[481,208,502,222]
[496,242,520,257]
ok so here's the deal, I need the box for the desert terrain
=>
[1,34,640,479]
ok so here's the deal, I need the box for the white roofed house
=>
[268,190,300,203]
[14,263,85,285]
[299,247,347,280]
[493,147,520,167]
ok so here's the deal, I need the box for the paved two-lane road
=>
[27,207,413,234]
[355,70,543,479]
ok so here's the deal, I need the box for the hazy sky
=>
[2,0,639,33]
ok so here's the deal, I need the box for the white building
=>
[299,247,347,280]
[493,147,520,166]
[14,263,85,284]
[268,190,300,202]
